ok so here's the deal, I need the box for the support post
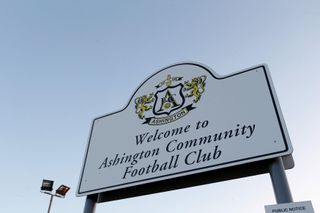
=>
[47,194,54,213]
[269,157,293,204]
[83,195,97,213]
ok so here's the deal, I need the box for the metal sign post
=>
[269,157,293,203]
[83,195,97,213]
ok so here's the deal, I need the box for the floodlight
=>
[56,185,70,197]
[41,179,54,192]
[40,179,70,213]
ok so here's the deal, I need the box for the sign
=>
[265,201,314,213]
[77,63,293,197]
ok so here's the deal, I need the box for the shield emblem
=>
[153,83,185,116]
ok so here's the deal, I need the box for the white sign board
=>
[265,201,314,213]
[77,63,293,196]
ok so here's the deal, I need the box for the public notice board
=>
[265,201,314,213]
[77,63,293,196]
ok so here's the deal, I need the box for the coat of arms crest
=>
[135,74,206,125]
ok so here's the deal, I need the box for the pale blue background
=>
[0,0,319,212]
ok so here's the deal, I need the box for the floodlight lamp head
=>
[55,185,70,197]
[41,179,54,192]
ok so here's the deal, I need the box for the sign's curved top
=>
[77,62,293,197]
[97,62,217,120]
[132,63,210,125]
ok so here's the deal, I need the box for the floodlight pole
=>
[41,181,70,213]
[83,195,97,213]
[269,157,293,204]
[47,194,54,213]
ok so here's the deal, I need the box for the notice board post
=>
[269,157,293,204]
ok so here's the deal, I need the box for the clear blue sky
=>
[0,0,319,212]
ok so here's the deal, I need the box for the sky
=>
[0,0,319,212]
